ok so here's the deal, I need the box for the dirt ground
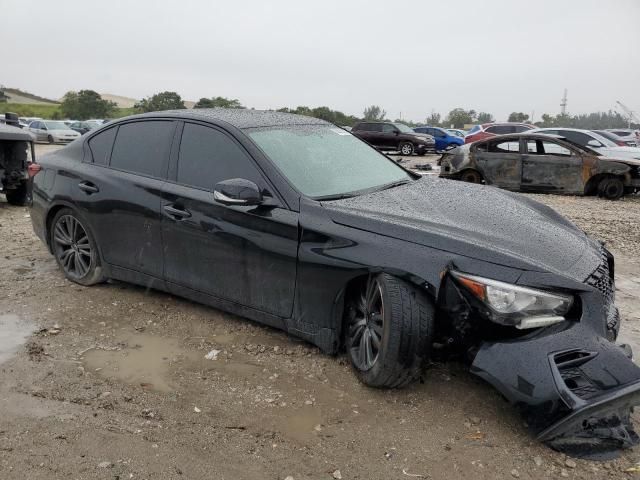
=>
[1,147,639,479]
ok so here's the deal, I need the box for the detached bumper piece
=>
[471,325,640,459]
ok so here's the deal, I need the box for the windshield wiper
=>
[315,192,359,201]
[372,179,411,193]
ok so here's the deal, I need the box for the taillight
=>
[28,163,42,178]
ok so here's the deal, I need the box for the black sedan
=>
[30,109,640,457]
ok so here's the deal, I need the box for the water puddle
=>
[0,314,34,364]
[83,333,201,392]
[278,407,324,443]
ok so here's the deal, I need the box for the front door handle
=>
[78,181,99,194]
[163,204,192,219]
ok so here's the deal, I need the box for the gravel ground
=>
[0,146,639,479]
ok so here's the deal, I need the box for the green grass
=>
[0,103,137,120]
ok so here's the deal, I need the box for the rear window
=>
[88,127,117,165]
[110,121,175,178]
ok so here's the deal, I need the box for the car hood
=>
[322,177,601,280]
[598,147,640,163]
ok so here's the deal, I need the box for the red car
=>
[464,122,535,144]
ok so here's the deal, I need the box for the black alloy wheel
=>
[348,276,384,371]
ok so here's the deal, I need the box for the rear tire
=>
[345,273,434,388]
[460,169,483,184]
[399,142,414,156]
[50,208,105,286]
[598,177,624,200]
[5,182,29,206]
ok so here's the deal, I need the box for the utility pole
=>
[560,89,568,115]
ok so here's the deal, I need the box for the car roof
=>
[134,108,329,130]
[0,123,34,142]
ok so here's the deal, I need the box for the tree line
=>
[39,90,639,130]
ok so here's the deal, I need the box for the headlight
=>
[451,272,573,329]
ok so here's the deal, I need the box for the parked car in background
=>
[413,126,463,152]
[528,128,640,161]
[28,120,81,144]
[465,123,535,144]
[440,133,640,199]
[352,121,435,155]
[594,130,633,147]
[69,121,99,135]
[446,128,466,138]
[606,129,639,147]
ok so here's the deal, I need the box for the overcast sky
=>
[2,0,639,122]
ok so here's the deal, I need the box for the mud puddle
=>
[83,333,202,391]
[0,314,34,364]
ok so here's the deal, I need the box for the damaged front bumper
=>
[472,324,640,457]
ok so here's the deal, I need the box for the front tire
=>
[5,182,29,206]
[47,135,54,144]
[460,169,483,184]
[50,208,105,286]
[598,177,624,200]
[399,142,414,156]
[345,274,434,388]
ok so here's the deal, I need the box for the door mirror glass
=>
[587,139,602,148]
[214,178,262,206]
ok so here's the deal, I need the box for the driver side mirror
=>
[214,178,262,206]
[587,139,602,148]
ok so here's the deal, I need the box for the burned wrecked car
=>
[439,133,640,200]
[1,114,36,205]
[30,109,640,456]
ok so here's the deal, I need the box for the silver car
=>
[528,128,640,161]
[606,129,639,147]
[28,120,81,144]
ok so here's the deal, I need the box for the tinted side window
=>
[31,122,40,129]
[353,123,365,131]
[110,121,174,177]
[88,127,117,165]
[381,124,396,133]
[369,124,383,132]
[513,125,530,133]
[558,130,592,147]
[177,123,263,190]
[488,125,515,134]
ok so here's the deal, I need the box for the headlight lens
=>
[452,272,573,327]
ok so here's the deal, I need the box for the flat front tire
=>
[346,273,434,388]
[50,208,105,286]
[460,170,483,184]
[598,177,624,200]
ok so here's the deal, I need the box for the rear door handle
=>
[78,181,99,194]
[163,204,191,219]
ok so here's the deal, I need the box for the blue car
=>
[414,126,464,152]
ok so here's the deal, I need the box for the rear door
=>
[72,120,176,283]
[161,121,298,318]
[521,138,584,193]
[473,137,523,190]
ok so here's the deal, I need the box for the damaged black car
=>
[30,109,640,457]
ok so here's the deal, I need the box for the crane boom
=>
[616,101,639,127]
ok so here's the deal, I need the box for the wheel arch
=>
[583,172,626,196]
[44,202,104,264]
[332,269,438,352]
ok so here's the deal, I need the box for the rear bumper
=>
[415,143,436,154]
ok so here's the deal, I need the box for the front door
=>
[474,137,523,190]
[521,139,584,193]
[161,122,298,318]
